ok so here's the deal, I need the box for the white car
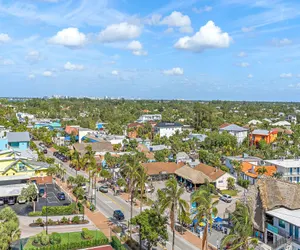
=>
[220,194,232,203]
[0,198,4,206]
[18,197,27,204]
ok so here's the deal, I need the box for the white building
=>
[286,114,297,124]
[272,121,291,129]
[264,159,300,183]
[137,114,162,123]
[155,122,183,138]
[219,124,248,145]
[16,112,35,122]
[248,119,262,125]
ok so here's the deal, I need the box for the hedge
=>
[111,236,126,250]
[29,211,43,217]
[41,203,77,216]
[25,238,109,250]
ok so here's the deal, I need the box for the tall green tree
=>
[122,155,140,236]
[18,183,38,212]
[131,209,168,250]
[191,188,218,250]
[160,177,189,250]
[221,202,258,250]
[0,206,21,250]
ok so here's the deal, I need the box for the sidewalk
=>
[56,179,113,239]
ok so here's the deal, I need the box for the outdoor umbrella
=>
[214,217,223,223]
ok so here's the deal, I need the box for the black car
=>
[57,192,66,200]
[113,210,125,220]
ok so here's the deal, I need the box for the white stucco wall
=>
[158,127,182,138]
[215,172,236,190]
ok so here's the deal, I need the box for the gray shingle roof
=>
[7,132,30,142]
[219,124,248,132]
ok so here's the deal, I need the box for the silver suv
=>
[220,194,232,203]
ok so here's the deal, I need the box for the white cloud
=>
[2,59,14,65]
[164,27,174,33]
[132,50,148,56]
[49,28,86,47]
[272,38,292,47]
[163,67,184,76]
[237,62,250,67]
[98,22,141,43]
[192,6,212,14]
[111,70,119,76]
[127,40,142,51]
[280,73,292,78]
[174,21,232,52]
[248,74,253,78]
[179,26,193,33]
[0,33,11,43]
[161,11,191,27]
[28,74,35,79]
[26,50,42,63]
[43,71,53,77]
[64,62,84,71]
[238,51,247,57]
[241,27,255,32]
[127,40,147,56]
[289,83,300,89]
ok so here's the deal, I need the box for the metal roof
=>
[219,124,248,132]
[7,132,30,142]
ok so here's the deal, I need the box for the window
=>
[279,219,285,228]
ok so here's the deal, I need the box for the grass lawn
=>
[221,189,238,196]
[24,230,107,249]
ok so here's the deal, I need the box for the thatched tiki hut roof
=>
[247,177,300,232]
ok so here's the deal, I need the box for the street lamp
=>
[46,184,48,234]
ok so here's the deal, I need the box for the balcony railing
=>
[267,223,300,247]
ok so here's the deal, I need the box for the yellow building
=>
[0,153,51,185]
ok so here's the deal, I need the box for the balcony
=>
[267,223,300,247]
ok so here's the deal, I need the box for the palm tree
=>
[272,172,283,179]
[122,155,140,236]
[191,188,218,250]
[160,177,189,250]
[232,160,242,178]
[71,152,87,176]
[136,166,149,212]
[221,202,258,250]
[256,166,268,176]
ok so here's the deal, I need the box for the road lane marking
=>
[98,192,125,210]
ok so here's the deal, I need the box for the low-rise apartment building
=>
[264,159,300,183]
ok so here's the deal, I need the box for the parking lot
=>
[36,183,71,210]
[0,183,72,215]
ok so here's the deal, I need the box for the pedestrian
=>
[112,186,115,195]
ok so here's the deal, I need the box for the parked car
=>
[43,148,48,154]
[220,194,232,203]
[7,197,15,205]
[18,197,27,204]
[113,210,125,221]
[0,198,4,206]
[39,188,45,197]
[98,185,108,193]
[57,192,66,200]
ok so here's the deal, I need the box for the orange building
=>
[250,129,278,146]
[241,161,277,184]
[127,123,144,138]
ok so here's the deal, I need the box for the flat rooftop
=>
[0,183,36,197]
[265,159,300,168]
[267,207,300,227]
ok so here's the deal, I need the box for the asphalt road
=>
[39,143,201,250]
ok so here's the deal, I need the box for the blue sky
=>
[1,0,300,101]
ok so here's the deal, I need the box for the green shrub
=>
[60,216,69,224]
[40,234,50,246]
[89,204,96,212]
[111,236,126,250]
[41,203,77,216]
[35,218,44,225]
[48,219,54,225]
[81,228,94,240]
[237,178,250,189]
[29,211,42,216]
[49,232,61,245]
[72,216,80,224]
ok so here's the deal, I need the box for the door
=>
[290,223,293,237]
